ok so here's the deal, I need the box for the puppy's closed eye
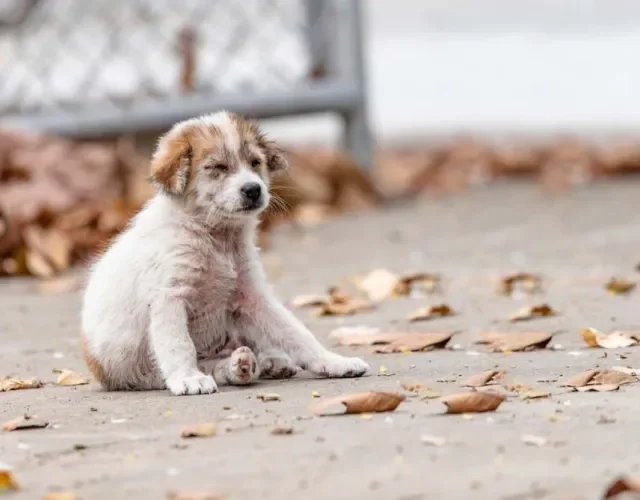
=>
[205,163,228,173]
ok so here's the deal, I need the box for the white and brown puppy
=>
[81,111,369,395]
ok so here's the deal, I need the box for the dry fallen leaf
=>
[315,297,374,317]
[330,327,453,353]
[54,369,90,386]
[519,390,551,401]
[477,331,553,352]
[290,294,329,308]
[561,369,635,388]
[580,328,639,349]
[407,304,455,322]
[0,463,19,493]
[606,277,636,295]
[270,426,294,435]
[180,423,216,438]
[2,414,48,431]
[0,377,43,392]
[167,491,225,500]
[576,384,620,392]
[439,391,506,414]
[603,475,640,498]
[462,369,505,387]
[592,370,636,386]
[257,393,281,402]
[401,382,424,393]
[521,434,547,447]
[309,391,405,416]
[43,492,77,500]
[498,273,542,296]
[358,268,400,302]
[395,272,441,295]
[508,304,557,322]
[418,389,443,400]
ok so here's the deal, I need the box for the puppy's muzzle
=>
[240,182,263,211]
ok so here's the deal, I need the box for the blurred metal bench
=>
[0,0,372,168]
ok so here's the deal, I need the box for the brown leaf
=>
[180,423,216,438]
[606,277,636,295]
[54,369,90,386]
[418,389,444,400]
[462,369,505,387]
[0,465,19,492]
[581,328,639,349]
[290,294,329,308]
[2,414,48,431]
[270,426,294,435]
[395,272,441,295]
[592,370,636,386]
[330,328,452,352]
[603,475,640,498]
[167,492,226,500]
[309,391,405,416]
[508,304,557,322]
[576,384,620,392]
[477,331,553,352]
[23,227,72,273]
[25,250,55,278]
[497,273,542,296]
[439,391,506,414]
[257,393,281,402]
[358,268,400,302]
[401,382,425,393]
[0,377,42,392]
[43,492,77,500]
[407,304,455,322]
[315,297,374,317]
[560,369,600,388]
[519,390,551,400]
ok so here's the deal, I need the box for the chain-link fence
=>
[0,0,372,167]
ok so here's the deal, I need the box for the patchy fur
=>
[81,111,369,395]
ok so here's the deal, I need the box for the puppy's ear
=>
[265,141,289,174]
[149,127,193,195]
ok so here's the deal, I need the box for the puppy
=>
[81,111,370,395]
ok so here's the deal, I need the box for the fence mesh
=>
[0,0,332,115]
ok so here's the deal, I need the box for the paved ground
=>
[3,181,640,500]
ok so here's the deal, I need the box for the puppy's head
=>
[150,111,287,222]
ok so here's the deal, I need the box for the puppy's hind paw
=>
[227,346,259,386]
[258,350,298,379]
[166,372,218,396]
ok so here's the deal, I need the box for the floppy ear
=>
[265,141,289,174]
[149,127,193,195]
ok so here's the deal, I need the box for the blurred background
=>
[2,0,640,278]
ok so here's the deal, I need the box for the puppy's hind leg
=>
[199,347,260,386]
[257,349,298,379]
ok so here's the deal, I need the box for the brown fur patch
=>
[80,332,108,387]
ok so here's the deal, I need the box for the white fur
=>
[81,112,369,395]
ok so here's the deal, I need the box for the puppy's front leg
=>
[236,275,369,378]
[150,296,217,395]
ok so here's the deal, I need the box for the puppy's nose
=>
[240,182,262,202]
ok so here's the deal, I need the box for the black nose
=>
[241,182,262,202]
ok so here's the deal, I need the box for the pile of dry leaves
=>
[0,128,383,277]
[3,126,640,278]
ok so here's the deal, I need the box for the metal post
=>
[336,0,373,170]
[304,0,329,80]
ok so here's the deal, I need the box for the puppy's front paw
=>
[166,372,218,396]
[258,350,298,379]
[309,355,370,378]
[227,347,259,385]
